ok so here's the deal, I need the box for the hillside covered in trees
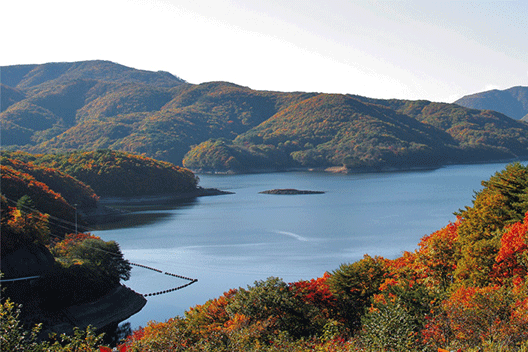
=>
[184,95,528,172]
[0,149,202,347]
[5,150,199,198]
[2,61,528,173]
[0,150,200,240]
[0,154,97,236]
[1,190,143,346]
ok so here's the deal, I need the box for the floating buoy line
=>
[3,196,198,296]
[128,262,197,297]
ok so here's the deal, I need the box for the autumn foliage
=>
[8,149,199,197]
[494,212,528,284]
[3,144,528,350]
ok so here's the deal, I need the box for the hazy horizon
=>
[3,0,527,103]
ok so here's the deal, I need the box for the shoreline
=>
[43,285,146,338]
[190,157,528,175]
[80,187,233,225]
[98,187,233,206]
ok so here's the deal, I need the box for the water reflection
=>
[94,199,199,230]
[100,322,132,348]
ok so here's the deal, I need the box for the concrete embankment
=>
[2,244,146,338]
[58,285,146,334]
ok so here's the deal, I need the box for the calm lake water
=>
[94,162,513,328]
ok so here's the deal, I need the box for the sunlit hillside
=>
[2,61,528,173]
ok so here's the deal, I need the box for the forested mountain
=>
[454,86,528,120]
[184,95,528,172]
[0,83,26,110]
[2,61,528,173]
[0,162,80,235]
[0,60,185,92]
[3,150,199,198]
[1,154,98,208]
[1,149,199,237]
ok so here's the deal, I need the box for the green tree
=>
[0,298,42,351]
[360,297,418,351]
[455,163,528,286]
[70,238,131,284]
[0,297,104,351]
[16,195,36,214]
[226,277,321,339]
[327,255,387,332]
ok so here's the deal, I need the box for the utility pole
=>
[74,204,78,234]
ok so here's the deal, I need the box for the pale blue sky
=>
[2,0,527,102]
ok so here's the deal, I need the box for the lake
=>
[93,162,512,329]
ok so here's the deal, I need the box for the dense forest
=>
[2,61,527,173]
[1,150,199,258]
[0,154,97,235]
[0,149,200,350]
[184,95,528,172]
[4,163,528,351]
[1,147,199,244]
[4,150,199,198]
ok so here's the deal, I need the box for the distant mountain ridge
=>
[1,60,528,172]
[183,94,528,172]
[1,60,185,94]
[454,86,528,120]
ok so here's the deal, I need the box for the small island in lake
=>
[259,188,325,195]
